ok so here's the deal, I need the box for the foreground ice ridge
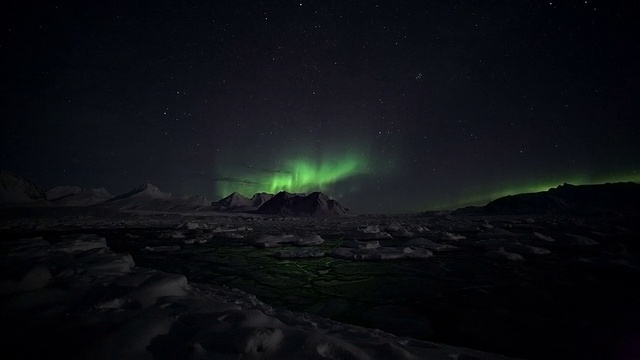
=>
[0,234,515,360]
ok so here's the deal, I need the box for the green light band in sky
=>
[216,153,370,197]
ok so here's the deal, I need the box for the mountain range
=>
[0,171,351,216]
[3,170,639,216]
[256,191,351,216]
[212,192,274,211]
[453,182,640,215]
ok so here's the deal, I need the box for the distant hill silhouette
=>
[454,182,640,215]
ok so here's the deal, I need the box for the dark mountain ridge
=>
[454,182,640,215]
[256,191,351,216]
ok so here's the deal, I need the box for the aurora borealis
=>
[215,153,371,197]
[2,1,639,213]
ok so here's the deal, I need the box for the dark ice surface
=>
[2,209,640,359]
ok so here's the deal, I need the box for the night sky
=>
[2,1,639,213]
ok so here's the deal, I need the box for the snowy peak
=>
[212,191,332,213]
[267,191,296,202]
[102,183,213,211]
[257,191,351,216]
[249,192,273,208]
[260,191,307,203]
[132,183,167,196]
[212,191,252,209]
[50,187,113,207]
[186,195,210,205]
[304,192,350,215]
[117,183,172,200]
[0,170,45,204]
[307,191,331,204]
[46,185,83,200]
[92,187,111,197]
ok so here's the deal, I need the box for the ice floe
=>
[565,233,599,246]
[484,247,524,261]
[403,237,459,251]
[254,234,325,248]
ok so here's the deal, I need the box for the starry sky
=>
[2,1,639,213]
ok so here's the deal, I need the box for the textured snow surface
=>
[254,234,325,247]
[484,247,525,261]
[332,246,433,260]
[403,237,459,251]
[0,234,513,360]
[2,209,639,359]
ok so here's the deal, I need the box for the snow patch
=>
[484,247,524,261]
[533,232,555,242]
[565,233,599,246]
[404,238,458,251]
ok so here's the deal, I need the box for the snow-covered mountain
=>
[45,185,83,200]
[49,187,113,207]
[102,183,210,211]
[212,191,275,211]
[108,183,172,201]
[178,194,211,206]
[257,191,351,216]
[212,191,252,210]
[0,170,45,204]
[249,192,273,208]
[0,171,352,215]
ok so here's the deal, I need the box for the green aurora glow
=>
[216,153,371,197]
[215,146,638,213]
